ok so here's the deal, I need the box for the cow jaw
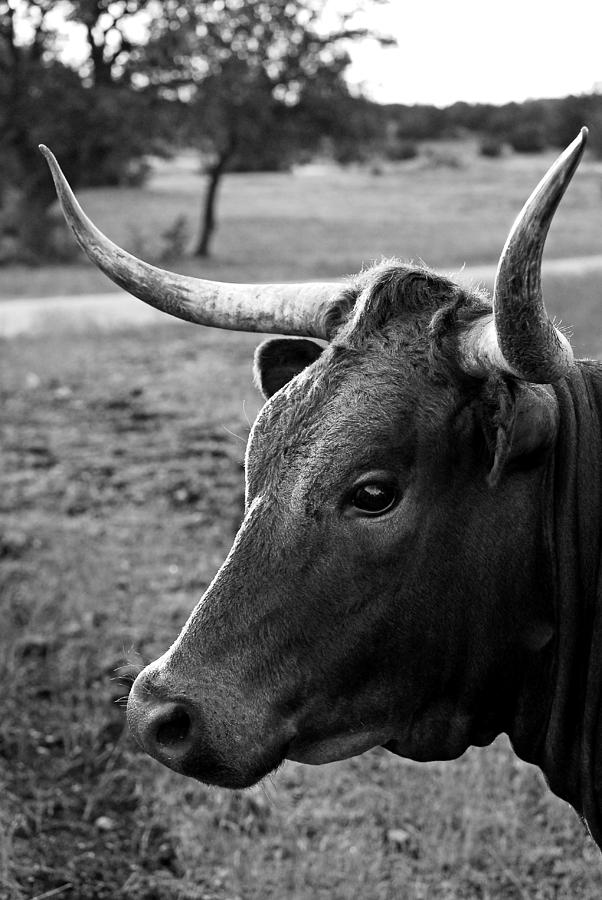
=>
[287,730,393,765]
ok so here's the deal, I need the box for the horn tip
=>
[38,146,67,199]
[580,125,589,144]
[39,145,58,172]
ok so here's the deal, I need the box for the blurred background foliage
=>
[2,0,602,264]
[0,0,390,260]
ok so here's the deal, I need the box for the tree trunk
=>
[195,153,230,257]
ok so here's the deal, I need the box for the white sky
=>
[19,0,602,108]
[342,0,602,106]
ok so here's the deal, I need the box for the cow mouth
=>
[188,744,288,789]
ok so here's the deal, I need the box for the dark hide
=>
[516,364,602,847]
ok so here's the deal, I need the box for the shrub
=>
[423,147,466,169]
[126,215,192,263]
[508,124,546,154]
[385,140,419,162]
[332,140,371,166]
[479,137,504,158]
[159,215,190,260]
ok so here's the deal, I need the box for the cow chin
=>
[172,742,287,790]
[286,730,390,766]
[153,732,286,790]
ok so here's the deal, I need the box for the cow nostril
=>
[155,705,192,749]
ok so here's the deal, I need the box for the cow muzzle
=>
[127,666,210,777]
[127,661,293,787]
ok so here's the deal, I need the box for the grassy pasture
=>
[3,310,602,900]
[3,144,602,299]
[3,149,602,898]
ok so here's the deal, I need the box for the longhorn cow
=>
[41,129,602,847]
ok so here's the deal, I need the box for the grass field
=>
[3,143,602,298]
[3,147,602,899]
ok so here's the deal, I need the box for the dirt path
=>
[0,290,170,338]
[2,254,602,338]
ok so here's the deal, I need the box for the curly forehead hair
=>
[324,262,492,375]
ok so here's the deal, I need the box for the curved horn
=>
[459,128,587,382]
[39,145,343,340]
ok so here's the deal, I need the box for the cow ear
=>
[484,381,559,487]
[254,338,324,399]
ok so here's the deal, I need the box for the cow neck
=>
[541,363,602,845]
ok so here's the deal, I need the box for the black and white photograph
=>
[3,1,602,897]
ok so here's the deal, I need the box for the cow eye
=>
[351,482,398,516]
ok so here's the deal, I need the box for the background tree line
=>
[1,0,601,265]
[381,94,602,158]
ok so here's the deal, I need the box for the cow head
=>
[41,131,585,789]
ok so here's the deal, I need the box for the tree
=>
[133,0,390,257]
[0,0,164,261]
[190,58,294,256]
[0,1,80,260]
[65,0,151,86]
